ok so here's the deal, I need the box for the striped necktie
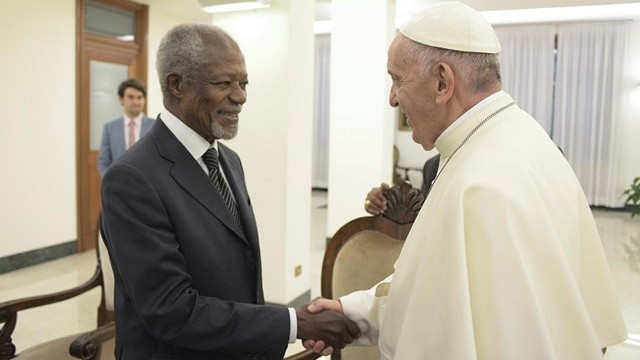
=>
[202,147,242,228]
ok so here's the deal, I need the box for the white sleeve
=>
[339,274,393,346]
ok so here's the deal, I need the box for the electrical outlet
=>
[294,265,302,277]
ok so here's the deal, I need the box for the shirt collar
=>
[123,113,144,126]
[436,90,505,142]
[160,108,216,161]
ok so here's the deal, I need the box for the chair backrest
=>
[322,182,424,360]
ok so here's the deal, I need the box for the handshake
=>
[295,298,360,356]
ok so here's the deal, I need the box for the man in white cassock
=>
[303,2,627,359]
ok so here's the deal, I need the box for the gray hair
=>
[156,23,237,98]
[402,36,501,93]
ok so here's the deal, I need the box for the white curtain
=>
[553,21,632,207]
[312,34,331,189]
[493,24,556,134]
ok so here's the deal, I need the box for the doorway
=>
[76,0,148,251]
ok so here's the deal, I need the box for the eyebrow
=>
[205,73,248,81]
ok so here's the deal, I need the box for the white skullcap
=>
[399,1,501,54]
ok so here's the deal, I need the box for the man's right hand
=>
[364,182,390,215]
[301,298,348,355]
[295,301,360,353]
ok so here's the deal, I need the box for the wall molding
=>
[0,240,76,274]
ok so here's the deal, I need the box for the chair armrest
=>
[0,264,102,314]
[283,349,322,360]
[0,265,102,359]
[69,322,115,359]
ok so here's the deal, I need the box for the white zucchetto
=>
[399,1,501,54]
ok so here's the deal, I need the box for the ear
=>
[165,73,184,98]
[434,62,455,105]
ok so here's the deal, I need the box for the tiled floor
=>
[592,209,640,359]
[1,193,638,359]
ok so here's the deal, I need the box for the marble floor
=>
[1,192,639,359]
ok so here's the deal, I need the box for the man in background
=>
[97,78,154,177]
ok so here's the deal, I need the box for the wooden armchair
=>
[287,182,425,360]
[0,215,115,360]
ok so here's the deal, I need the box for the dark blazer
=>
[101,118,289,360]
[98,115,155,177]
[421,154,440,194]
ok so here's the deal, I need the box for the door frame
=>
[76,0,148,252]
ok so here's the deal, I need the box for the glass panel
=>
[85,1,136,41]
[90,61,129,150]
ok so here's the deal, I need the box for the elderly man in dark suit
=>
[97,78,154,177]
[101,23,359,360]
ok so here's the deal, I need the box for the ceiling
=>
[133,0,333,22]
[132,0,640,24]
[133,0,210,21]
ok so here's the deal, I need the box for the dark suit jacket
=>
[421,154,440,194]
[98,116,155,177]
[101,118,289,360]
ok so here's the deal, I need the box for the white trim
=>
[393,3,640,27]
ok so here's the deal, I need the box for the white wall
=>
[212,0,315,304]
[0,0,76,257]
[0,0,207,258]
[325,0,396,237]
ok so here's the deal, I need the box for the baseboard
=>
[287,289,312,308]
[590,205,633,213]
[0,240,77,274]
[266,289,312,308]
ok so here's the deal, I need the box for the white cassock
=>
[340,91,627,360]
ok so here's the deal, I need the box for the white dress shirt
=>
[123,113,144,147]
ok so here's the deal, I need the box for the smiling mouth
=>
[217,111,239,122]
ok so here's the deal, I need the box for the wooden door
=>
[76,0,148,251]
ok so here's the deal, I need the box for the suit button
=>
[244,250,253,259]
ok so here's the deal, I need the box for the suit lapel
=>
[218,144,263,302]
[151,118,249,245]
[112,117,127,157]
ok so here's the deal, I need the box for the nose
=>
[389,86,399,108]
[230,83,247,105]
